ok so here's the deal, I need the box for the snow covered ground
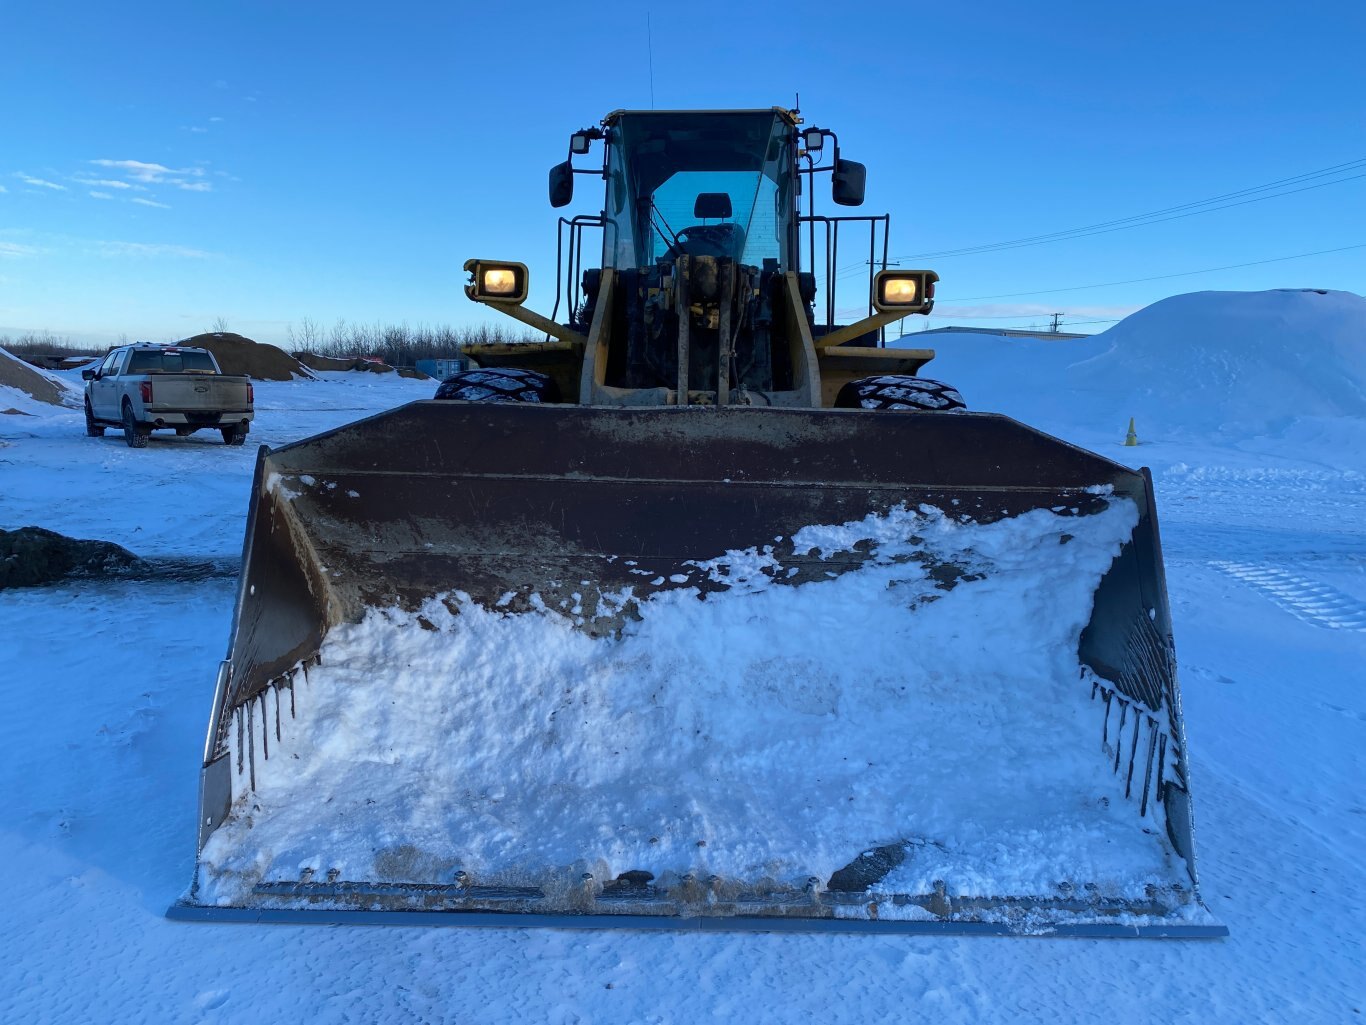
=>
[2,292,1363,1022]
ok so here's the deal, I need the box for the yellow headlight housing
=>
[463,259,530,305]
[873,269,939,314]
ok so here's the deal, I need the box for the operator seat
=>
[668,192,747,261]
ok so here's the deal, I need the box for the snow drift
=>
[929,288,1366,440]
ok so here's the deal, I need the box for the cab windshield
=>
[602,111,796,271]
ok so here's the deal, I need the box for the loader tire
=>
[434,368,560,404]
[122,401,149,448]
[85,399,105,437]
[834,375,966,411]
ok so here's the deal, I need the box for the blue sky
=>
[1,0,1363,346]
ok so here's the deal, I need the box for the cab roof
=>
[602,107,800,127]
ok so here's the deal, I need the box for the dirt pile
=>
[0,527,144,589]
[295,352,429,380]
[295,352,357,372]
[0,347,74,406]
[184,333,316,382]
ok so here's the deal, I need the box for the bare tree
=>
[210,315,230,333]
[287,317,324,352]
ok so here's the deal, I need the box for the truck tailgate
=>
[148,375,251,410]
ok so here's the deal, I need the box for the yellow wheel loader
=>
[171,108,1224,936]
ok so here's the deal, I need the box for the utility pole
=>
[1050,312,1063,333]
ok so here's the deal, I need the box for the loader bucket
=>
[172,403,1224,936]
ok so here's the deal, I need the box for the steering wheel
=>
[669,222,746,260]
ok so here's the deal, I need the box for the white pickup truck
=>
[83,343,255,449]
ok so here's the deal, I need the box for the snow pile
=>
[928,289,1366,441]
[198,498,1188,907]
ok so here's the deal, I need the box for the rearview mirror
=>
[549,161,574,208]
[832,158,866,207]
[82,368,97,381]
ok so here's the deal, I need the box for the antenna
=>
[647,13,655,110]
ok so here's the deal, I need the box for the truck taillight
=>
[247,382,254,403]
[140,381,153,403]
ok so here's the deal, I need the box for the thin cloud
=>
[0,184,7,193]
[90,159,177,183]
[89,191,114,200]
[94,241,214,259]
[130,197,171,209]
[0,241,40,258]
[85,159,220,200]
[71,177,138,190]
[209,116,224,123]
[14,174,67,191]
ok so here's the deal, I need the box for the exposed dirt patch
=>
[184,333,316,382]
[0,348,72,406]
[1,408,34,416]
[0,527,145,590]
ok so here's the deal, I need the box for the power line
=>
[933,242,1366,303]
[828,157,1366,284]
[893,158,1366,262]
[915,320,1124,333]
[934,310,1112,320]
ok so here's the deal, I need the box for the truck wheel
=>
[85,399,105,437]
[122,402,149,448]
[834,375,966,411]
[434,368,560,404]
[221,424,248,446]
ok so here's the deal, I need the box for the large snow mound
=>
[1076,288,1366,432]
[928,289,1366,440]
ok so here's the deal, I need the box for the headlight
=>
[483,268,518,295]
[873,270,938,313]
[882,277,918,304]
[463,259,529,304]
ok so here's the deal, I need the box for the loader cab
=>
[558,108,825,402]
[466,106,938,408]
[597,109,799,274]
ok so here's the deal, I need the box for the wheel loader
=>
[171,108,1224,936]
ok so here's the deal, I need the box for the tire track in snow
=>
[1211,561,1366,632]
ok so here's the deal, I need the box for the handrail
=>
[798,214,891,343]
[550,214,606,336]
